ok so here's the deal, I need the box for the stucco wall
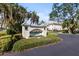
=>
[22,26,47,39]
[22,26,30,39]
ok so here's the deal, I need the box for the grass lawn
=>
[0,30,61,53]
[12,32,61,52]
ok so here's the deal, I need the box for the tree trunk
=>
[0,20,4,29]
[68,27,72,34]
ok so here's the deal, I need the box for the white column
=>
[22,26,30,39]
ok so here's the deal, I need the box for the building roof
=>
[22,18,47,27]
[47,18,63,26]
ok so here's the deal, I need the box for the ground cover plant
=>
[12,32,61,52]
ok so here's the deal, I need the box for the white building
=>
[22,19,47,39]
[47,24,62,31]
[47,19,63,31]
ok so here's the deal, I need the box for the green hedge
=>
[0,31,7,37]
[6,29,16,35]
[0,34,21,52]
[0,35,11,39]
[0,32,61,52]
[12,33,60,52]
[62,30,68,33]
[0,36,11,52]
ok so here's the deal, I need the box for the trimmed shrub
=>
[0,34,21,52]
[0,35,11,39]
[0,31,7,37]
[12,33,60,52]
[62,30,68,33]
[6,29,16,35]
[0,37,11,52]
[14,23,22,33]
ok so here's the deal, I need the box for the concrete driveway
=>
[4,34,79,56]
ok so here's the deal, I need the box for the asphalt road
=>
[4,34,79,56]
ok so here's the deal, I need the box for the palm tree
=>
[36,16,39,24]
[26,11,31,20]
[31,11,39,24]
[31,11,36,24]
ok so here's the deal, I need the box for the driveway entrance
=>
[4,34,79,56]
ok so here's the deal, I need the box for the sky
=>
[19,3,53,22]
